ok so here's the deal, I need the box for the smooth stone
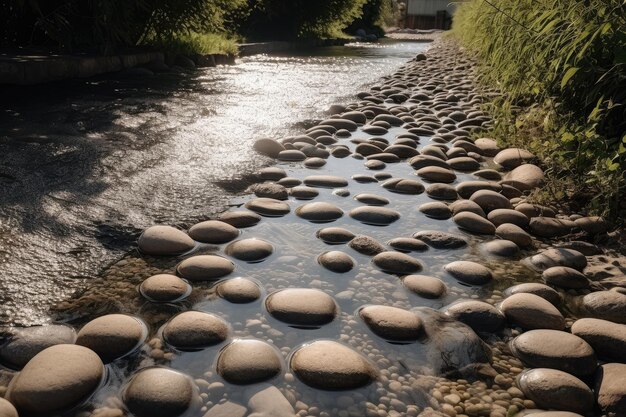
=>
[382,178,425,194]
[453,211,495,234]
[426,183,458,200]
[575,216,609,235]
[217,340,282,384]
[473,168,502,180]
[445,300,505,333]
[258,166,286,181]
[252,182,288,200]
[216,277,261,303]
[253,138,285,158]
[277,149,306,161]
[0,399,17,417]
[487,209,529,228]
[481,239,520,257]
[409,154,451,170]
[244,198,290,217]
[348,235,386,256]
[360,305,423,341]
[448,156,480,171]
[595,363,626,416]
[124,368,194,417]
[138,225,195,256]
[542,266,588,289]
[387,237,428,252]
[525,412,583,417]
[177,255,235,281]
[500,293,564,330]
[554,240,603,255]
[510,329,597,376]
[303,175,348,188]
[349,206,400,226]
[364,159,386,170]
[266,288,337,326]
[516,202,556,218]
[316,227,355,244]
[304,157,327,168]
[226,238,273,262]
[469,190,512,212]
[296,202,343,223]
[582,291,626,324]
[365,152,399,163]
[529,217,574,238]
[332,188,350,197]
[413,230,467,249]
[416,166,456,183]
[76,314,146,363]
[0,324,76,370]
[352,174,378,183]
[321,118,358,131]
[218,211,261,228]
[494,148,536,169]
[444,261,493,285]
[495,223,533,248]
[354,193,389,206]
[503,164,545,191]
[474,138,501,156]
[504,283,561,306]
[524,248,587,271]
[139,274,191,303]
[372,251,422,274]
[162,311,229,350]
[449,199,486,217]
[7,345,104,415]
[290,340,376,390]
[419,201,452,219]
[571,318,626,362]
[341,111,367,124]
[247,384,296,417]
[518,368,593,414]
[318,251,355,273]
[456,180,502,199]
[402,275,447,299]
[289,186,319,199]
[188,220,239,244]
[203,401,247,417]
[384,144,419,158]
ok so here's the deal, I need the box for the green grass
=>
[149,32,239,55]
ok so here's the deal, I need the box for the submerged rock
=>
[316,227,355,244]
[0,324,76,370]
[373,251,422,274]
[225,238,273,262]
[318,251,355,273]
[216,277,261,304]
[444,261,493,285]
[217,339,282,385]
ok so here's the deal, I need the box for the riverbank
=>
[1,37,625,417]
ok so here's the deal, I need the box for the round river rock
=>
[138,225,195,256]
[500,293,565,330]
[296,202,343,223]
[162,311,229,350]
[188,220,239,244]
[360,305,423,341]
[517,368,594,414]
[216,277,261,303]
[318,251,355,273]
[372,251,422,274]
[124,367,195,417]
[266,288,337,326]
[76,314,147,363]
[225,238,273,262]
[217,339,282,384]
[444,261,493,285]
[177,255,235,281]
[140,274,191,302]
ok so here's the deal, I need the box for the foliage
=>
[347,0,399,37]
[453,0,626,217]
[148,32,239,56]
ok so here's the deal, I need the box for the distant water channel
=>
[0,40,427,325]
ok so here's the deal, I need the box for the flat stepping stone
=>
[582,291,626,324]
[218,211,261,228]
[177,255,235,281]
[266,288,337,326]
[595,363,626,416]
[503,282,561,305]
[277,177,302,187]
[444,261,493,285]
[481,239,520,257]
[360,305,423,341]
[469,190,511,212]
[123,368,194,417]
[500,293,564,330]
[348,235,386,256]
[487,209,529,228]
[494,148,536,169]
[162,311,229,351]
[138,225,195,256]
[365,159,386,170]
[0,324,76,370]
[495,223,533,248]
[225,238,273,262]
[524,248,587,272]
[453,212,495,234]
[296,202,343,223]
[354,193,389,205]
[76,314,147,363]
[387,237,428,252]
[318,251,355,273]
[290,340,377,390]
[278,149,306,161]
[382,178,425,194]
[510,329,597,376]
[7,345,104,415]
[217,339,282,385]
[542,266,589,289]
[188,220,239,244]
[304,175,348,188]
[245,198,290,217]
[290,186,319,200]
[349,206,400,226]
[372,251,422,274]
[316,227,355,244]
[416,166,456,183]
[352,174,378,183]
[445,300,505,333]
[402,274,447,299]
[216,277,261,304]
[258,166,286,180]
[413,230,467,249]
[252,182,288,200]
[409,155,450,170]
[419,202,451,219]
[517,368,593,414]
[571,318,626,362]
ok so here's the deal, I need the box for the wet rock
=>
[529,217,575,238]
[7,344,104,415]
[216,277,261,303]
[500,293,564,330]
[318,251,355,273]
[449,199,485,217]
[203,401,247,417]
[124,367,195,417]
[247,384,296,417]
[373,251,422,274]
[494,148,536,169]
[524,248,587,271]
[253,138,285,158]
[510,329,597,376]
[295,202,343,223]
[469,190,511,212]
[516,202,556,218]
[278,149,306,161]
[251,182,288,200]
[289,185,319,200]
[259,167,287,181]
[266,288,337,326]
[360,305,423,341]
[456,180,502,199]
[542,266,588,289]
[504,283,561,305]
[348,235,386,255]
[352,174,378,183]
[444,261,493,285]
[138,225,195,256]
[303,175,349,188]
[245,198,291,217]
[382,178,425,194]
[414,230,467,249]
[316,227,355,244]
[177,255,235,281]
[290,340,377,390]
[409,155,451,170]
[453,211,495,234]
[495,223,533,248]
[76,314,146,363]
[502,164,544,191]
[218,211,262,228]
[448,156,480,171]
[554,240,602,256]
[419,202,452,219]
[487,208,529,228]
[517,368,593,414]
[226,238,273,262]
[387,237,428,252]
[474,138,500,156]
[217,340,282,385]
[364,159,386,170]
[349,206,400,226]
[277,176,302,187]
[0,399,17,417]
[473,168,502,181]
[481,239,519,257]
[582,291,626,324]
[416,166,456,183]
[571,318,626,362]
[445,300,505,333]
[188,220,239,244]
[574,216,609,235]
[332,188,350,197]
[402,274,447,299]
[354,193,389,205]
[162,311,229,350]
[426,183,458,200]
[595,363,626,417]
[385,144,419,158]
[0,324,76,370]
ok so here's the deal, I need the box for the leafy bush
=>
[453,0,626,217]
